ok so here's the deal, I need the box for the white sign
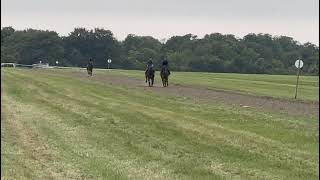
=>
[56,61,59,64]
[107,59,112,63]
[295,60,303,68]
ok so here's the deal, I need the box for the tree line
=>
[1,27,319,75]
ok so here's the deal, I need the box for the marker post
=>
[107,59,112,69]
[294,59,303,99]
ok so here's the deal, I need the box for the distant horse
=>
[145,66,155,87]
[160,66,170,87]
[87,62,93,76]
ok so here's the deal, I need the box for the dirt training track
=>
[63,70,319,118]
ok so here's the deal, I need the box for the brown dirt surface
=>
[63,70,320,118]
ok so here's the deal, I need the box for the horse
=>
[145,66,155,87]
[87,65,93,76]
[160,66,170,87]
[87,61,93,76]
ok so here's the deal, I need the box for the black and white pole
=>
[107,59,112,69]
[294,59,303,99]
[56,61,59,66]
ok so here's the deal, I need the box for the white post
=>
[107,59,112,70]
[294,61,301,99]
[294,59,303,99]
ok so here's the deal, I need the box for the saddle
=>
[161,65,170,75]
[146,66,155,75]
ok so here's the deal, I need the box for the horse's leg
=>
[161,77,164,87]
[166,77,168,87]
[165,78,168,87]
[152,76,154,86]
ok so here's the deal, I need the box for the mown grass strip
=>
[1,68,319,179]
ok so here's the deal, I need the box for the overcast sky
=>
[1,0,319,45]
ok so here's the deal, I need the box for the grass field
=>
[105,69,319,101]
[1,68,319,179]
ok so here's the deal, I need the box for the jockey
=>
[87,58,94,76]
[145,59,153,73]
[161,59,170,75]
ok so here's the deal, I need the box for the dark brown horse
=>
[145,66,155,87]
[87,59,93,76]
[87,66,93,76]
[160,66,170,87]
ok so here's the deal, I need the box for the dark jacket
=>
[146,60,153,72]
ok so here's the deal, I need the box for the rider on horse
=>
[161,59,170,75]
[87,58,94,76]
[145,59,155,86]
[145,59,154,74]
